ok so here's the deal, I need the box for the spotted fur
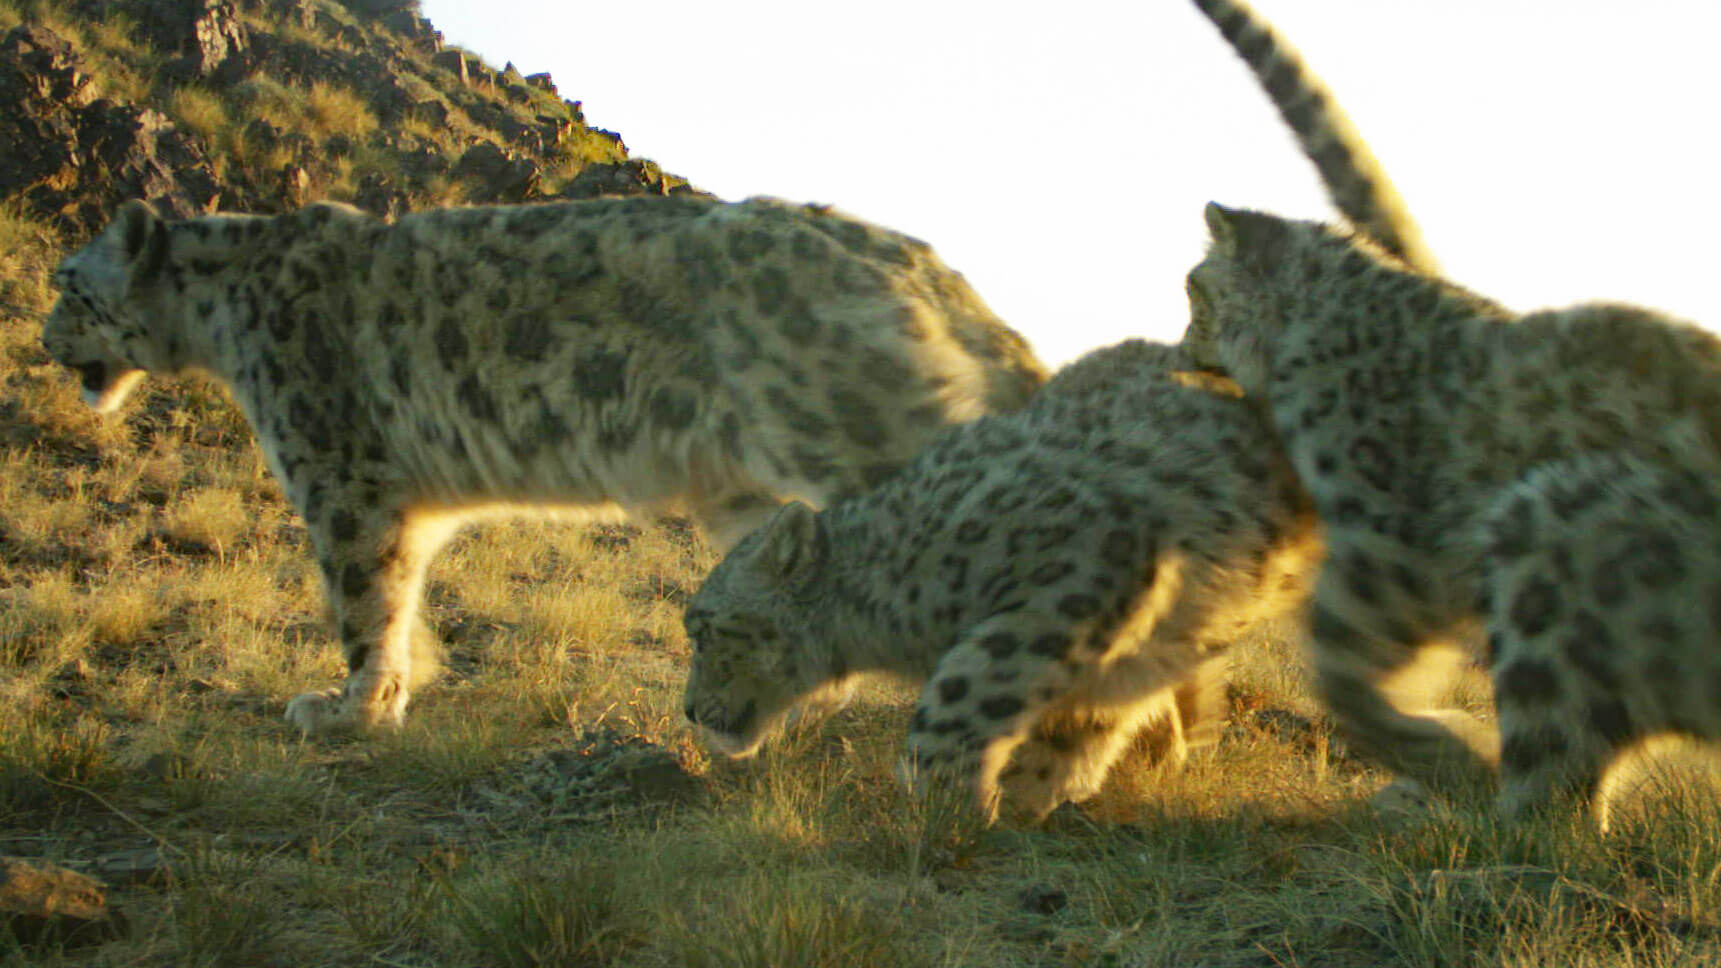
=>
[683,340,1318,821]
[42,195,1047,736]
[1184,202,1721,822]
[1190,0,1438,273]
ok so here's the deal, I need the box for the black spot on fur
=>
[505,315,551,361]
[1057,594,1101,621]
[753,266,790,316]
[344,642,370,673]
[979,695,1024,720]
[765,386,830,437]
[650,387,698,430]
[727,226,778,264]
[939,554,970,594]
[266,307,296,341]
[1509,577,1562,639]
[1309,603,1378,656]
[1561,610,1617,687]
[1620,530,1686,590]
[1029,561,1075,585]
[1588,699,1635,745]
[937,677,969,704]
[979,632,1019,660]
[954,520,990,545]
[457,375,498,422]
[1500,727,1569,774]
[1341,551,1381,606]
[829,388,886,448]
[1659,471,1719,520]
[1591,562,1627,607]
[435,317,468,369]
[1100,530,1140,567]
[1028,633,1072,660]
[1645,653,1682,691]
[1497,658,1561,706]
[1545,477,1608,520]
[575,349,628,401]
[329,509,360,542]
[339,562,369,598]
[1039,488,1077,510]
[389,355,412,396]
[1489,497,1537,560]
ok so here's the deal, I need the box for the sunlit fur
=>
[42,196,1047,736]
[686,340,1319,822]
[1185,201,1721,824]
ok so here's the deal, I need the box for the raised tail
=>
[1190,0,1440,274]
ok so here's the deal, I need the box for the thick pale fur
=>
[683,340,1319,821]
[42,195,1047,736]
[1189,0,1439,274]
[1184,202,1721,822]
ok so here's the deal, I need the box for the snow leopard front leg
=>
[285,501,460,736]
[1000,656,1228,820]
[1309,524,1501,794]
[904,612,1173,821]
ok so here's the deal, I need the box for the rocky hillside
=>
[0,0,696,242]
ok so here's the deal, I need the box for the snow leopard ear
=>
[755,501,825,589]
[109,199,170,291]
[1205,202,1290,275]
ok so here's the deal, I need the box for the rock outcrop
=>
[0,0,692,237]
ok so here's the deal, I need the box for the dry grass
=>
[305,80,379,141]
[164,84,232,152]
[4,221,1720,967]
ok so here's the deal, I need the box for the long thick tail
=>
[1190,0,1440,274]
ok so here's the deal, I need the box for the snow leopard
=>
[42,194,1047,736]
[683,339,1319,821]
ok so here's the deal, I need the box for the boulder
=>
[453,140,539,202]
[354,171,409,219]
[150,0,251,81]
[0,26,92,201]
[76,102,223,220]
[277,162,310,209]
[561,159,702,200]
[0,25,220,233]
[432,48,468,85]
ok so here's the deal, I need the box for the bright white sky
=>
[418,0,1720,366]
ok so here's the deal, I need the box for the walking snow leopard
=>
[1187,0,1721,824]
[42,194,1046,737]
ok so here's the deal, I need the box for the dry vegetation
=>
[2,0,1719,961]
[2,210,1719,966]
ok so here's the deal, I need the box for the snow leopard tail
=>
[1190,0,1440,274]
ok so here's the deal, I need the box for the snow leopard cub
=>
[684,339,1319,820]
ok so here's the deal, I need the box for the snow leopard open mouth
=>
[687,697,758,755]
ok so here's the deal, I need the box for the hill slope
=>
[1,2,1719,965]
[0,0,695,239]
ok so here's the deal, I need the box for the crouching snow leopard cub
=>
[42,195,1046,737]
[683,339,1320,821]
[1184,203,1721,825]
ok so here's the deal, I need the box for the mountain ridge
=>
[0,0,699,241]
